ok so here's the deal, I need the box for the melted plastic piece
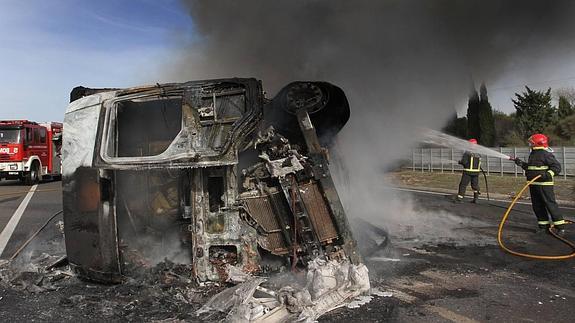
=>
[196,259,370,322]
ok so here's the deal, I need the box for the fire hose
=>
[9,209,63,260]
[480,168,540,216]
[0,187,64,260]
[497,175,575,260]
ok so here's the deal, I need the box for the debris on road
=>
[197,258,369,322]
[0,253,73,293]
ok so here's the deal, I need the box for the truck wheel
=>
[265,81,350,146]
[25,162,40,185]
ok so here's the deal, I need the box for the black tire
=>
[24,162,40,185]
[265,81,350,147]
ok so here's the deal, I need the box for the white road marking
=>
[0,184,37,256]
[386,186,575,210]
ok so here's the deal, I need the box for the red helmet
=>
[468,139,478,144]
[528,133,548,148]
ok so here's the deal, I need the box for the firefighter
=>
[455,139,481,203]
[513,133,566,233]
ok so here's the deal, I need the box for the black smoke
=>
[168,1,575,231]
[170,1,575,141]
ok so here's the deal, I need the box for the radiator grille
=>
[243,192,289,255]
[299,182,338,243]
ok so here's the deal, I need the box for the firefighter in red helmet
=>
[455,139,481,203]
[512,134,566,233]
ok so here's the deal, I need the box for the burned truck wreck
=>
[62,78,368,319]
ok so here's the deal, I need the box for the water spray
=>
[419,129,518,203]
[436,158,458,165]
[420,129,512,160]
[419,129,575,260]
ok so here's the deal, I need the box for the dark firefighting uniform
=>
[517,147,565,229]
[457,151,481,201]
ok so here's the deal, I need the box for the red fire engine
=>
[0,120,63,184]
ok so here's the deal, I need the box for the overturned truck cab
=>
[63,78,362,285]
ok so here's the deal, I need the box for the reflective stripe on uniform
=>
[547,170,555,177]
[464,156,481,172]
[538,220,551,225]
[530,181,554,186]
[532,147,546,150]
[527,165,549,170]
[553,220,566,225]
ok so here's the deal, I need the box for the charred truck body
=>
[63,78,361,283]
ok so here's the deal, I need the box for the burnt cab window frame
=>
[98,85,253,166]
[100,93,185,165]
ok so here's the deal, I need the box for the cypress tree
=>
[478,83,496,146]
[467,86,480,140]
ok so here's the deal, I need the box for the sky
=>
[1,0,575,122]
[0,0,193,121]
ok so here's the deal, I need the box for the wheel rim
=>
[31,166,38,182]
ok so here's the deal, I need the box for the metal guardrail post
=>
[513,147,517,177]
[440,148,444,173]
[451,148,454,173]
[421,147,424,173]
[402,146,572,177]
[563,146,567,180]
[500,147,503,176]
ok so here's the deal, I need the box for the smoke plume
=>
[168,1,575,243]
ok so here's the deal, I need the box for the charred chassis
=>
[63,78,359,283]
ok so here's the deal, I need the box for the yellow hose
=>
[498,175,575,260]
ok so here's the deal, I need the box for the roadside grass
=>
[386,169,575,202]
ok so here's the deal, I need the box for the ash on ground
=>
[0,255,226,322]
[1,254,378,322]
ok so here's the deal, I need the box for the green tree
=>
[558,95,574,119]
[512,86,557,139]
[501,130,527,146]
[443,113,468,139]
[550,114,575,144]
[466,87,480,140]
[477,83,496,146]
[492,110,515,146]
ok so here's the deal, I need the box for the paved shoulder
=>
[0,180,62,259]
